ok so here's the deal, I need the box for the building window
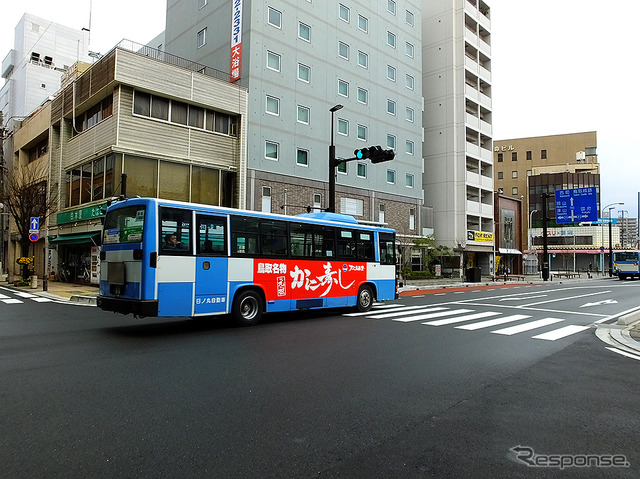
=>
[388,0,396,15]
[197,28,207,48]
[357,124,367,141]
[405,74,414,90]
[526,150,532,160]
[387,99,396,115]
[357,163,367,178]
[266,95,280,115]
[497,171,503,179]
[262,186,272,212]
[267,51,281,71]
[337,118,348,135]
[268,7,282,28]
[387,65,396,81]
[297,105,310,124]
[313,193,322,211]
[406,173,414,188]
[387,169,396,184]
[409,208,415,230]
[357,51,368,68]
[541,149,547,159]
[387,31,396,48]
[379,204,385,223]
[512,151,517,161]
[512,187,518,195]
[512,171,518,178]
[406,107,414,122]
[265,141,279,160]
[338,79,349,97]
[527,170,532,176]
[297,148,309,166]
[387,134,396,149]
[298,63,311,82]
[339,4,350,22]
[299,22,311,42]
[357,87,368,104]
[406,140,414,155]
[338,41,349,59]
[405,42,414,58]
[358,15,368,32]
[406,10,414,26]
[498,153,503,162]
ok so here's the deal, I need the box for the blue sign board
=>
[554,187,597,223]
[30,217,40,231]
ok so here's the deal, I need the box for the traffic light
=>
[353,145,395,163]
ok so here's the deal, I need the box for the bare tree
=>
[0,162,57,279]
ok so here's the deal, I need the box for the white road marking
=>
[456,314,531,330]
[344,305,428,317]
[31,297,53,303]
[520,291,611,308]
[492,318,564,336]
[0,294,10,299]
[2,299,23,304]
[606,347,640,361]
[14,292,37,298]
[368,307,447,320]
[423,311,501,326]
[393,309,474,323]
[532,325,591,341]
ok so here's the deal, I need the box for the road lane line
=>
[0,294,10,299]
[423,311,501,326]
[1,299,23,304]
[393,309,474,323]
[456,314,531,330]
[369,307,448,320]
[520,291,611,308]
[606,347,640,361]
[31,297,53,303]
[14,292,37,298]
[532,325,591,341]
[492,318,564,335]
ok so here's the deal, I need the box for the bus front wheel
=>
[356,284,374,312]
[232,290,264,326]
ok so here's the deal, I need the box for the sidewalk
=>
[3,278,99,305]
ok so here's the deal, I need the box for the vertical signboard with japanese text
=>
[230,0,243,82]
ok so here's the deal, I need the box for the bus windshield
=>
[103,205,146,244]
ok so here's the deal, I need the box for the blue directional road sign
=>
[554,187,597,223]
[30,217,40,231]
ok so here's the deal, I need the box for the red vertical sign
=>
[230,0,243,82]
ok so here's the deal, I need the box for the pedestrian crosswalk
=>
[0,290,53,305]
[345,304,591,341]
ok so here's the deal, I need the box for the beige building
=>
[7,42,248,283]
[494,131,600,254]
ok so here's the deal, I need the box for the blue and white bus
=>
[612,250,640,280]
[97,197,397,325]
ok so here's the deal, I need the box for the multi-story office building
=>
[422,0,494,274]
[163,0,427,254]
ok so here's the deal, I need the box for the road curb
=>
[69,295,97,306]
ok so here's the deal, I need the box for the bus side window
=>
[197,215,226,255]
[357,232,375,261]
[337,230,356,259]
[160,207,192,255]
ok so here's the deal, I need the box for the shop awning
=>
[499,248,522,255]
[50,232,100,245]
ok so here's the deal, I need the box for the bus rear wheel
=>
[356,284,374,312]
[232,290,264,326]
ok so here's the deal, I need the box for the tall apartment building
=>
[422,0,494,274]
[162,0,427,251]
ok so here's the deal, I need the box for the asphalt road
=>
[1,279,638,478]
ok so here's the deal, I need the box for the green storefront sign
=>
[57,203,107,225]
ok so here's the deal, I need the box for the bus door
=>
[194,214,229,315]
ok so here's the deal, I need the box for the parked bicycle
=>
[58,264,72,283]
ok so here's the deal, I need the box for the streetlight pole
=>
[603,202,623,277]
[328,104,343,213]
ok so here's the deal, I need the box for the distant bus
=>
[612,250,640,280]
[97,198,397,325]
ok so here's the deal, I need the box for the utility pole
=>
[541,193,549,281]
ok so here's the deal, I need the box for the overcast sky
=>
[1,0,638,220]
